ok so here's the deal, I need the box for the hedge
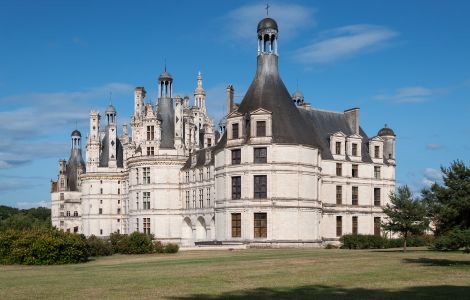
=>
[340,234,431,249]
[431,229,470,252]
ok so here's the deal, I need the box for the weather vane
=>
[265,3,270,16]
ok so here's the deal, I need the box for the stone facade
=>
[51,17,396,247]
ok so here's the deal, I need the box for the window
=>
[60,220,64,226]
[336,216,342,237]
[100,188,103,194]
[374,146,380,158]
[352,164,358,178]
[185,171,189,183]
[374,166,381,179]
[192,171,196,182]
[232,213,241,238]
[100,199,103,204]
[199,169,203,181]
[117,208,121,214]
[231,149,241,165]
[118,188,120,195]
[136,192,139,210]
[143,192,150,210]
[335,141,341,155]
[206,188,211,207]
[336,186,342,205]
[254,147,267,164]
[100,229,103,235]
[147,146,154,156]
[374,217,381,236]
[336,163,342,176]
[60,179,64,188]
[136,218,139,232]
[60,212,64,217]
[136,168,140,184]
[73,211,78,217]
[232,176,241,199]
[60,204,64,209]
[73,226,78,233]
[232,123,239,139]
[199,189,204,208]
[143,218,150,234]
[143,167,150,184]
[352,143,358,156]
[147,125,154,140]
[206,167,210,179]
[374,188,381,206]
[207,138,212,147]
[118,199,120,204]
[352,186,358,205]
[117,219,120,223]
[352,216,358,234]
[254,175,267,199]
[254,213,267,238]
[192,190,196,208]
[256,121,266,137]
[99,208,103,214]
[60,193,64,200]
[66,211,70,217]
[185,191,190,208]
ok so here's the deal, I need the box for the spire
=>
[194,71,206,110]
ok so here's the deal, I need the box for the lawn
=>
[1,248,470,299]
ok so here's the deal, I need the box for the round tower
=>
[257,17,278,55]
[158,68,173,98]
[378,124,396,161]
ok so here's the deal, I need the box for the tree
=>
[382,186,429,252]
[421,160,470,235]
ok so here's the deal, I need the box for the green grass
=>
[1,248,470,299]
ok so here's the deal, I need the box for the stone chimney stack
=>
[344,108,360,134]
[226,85,234,115]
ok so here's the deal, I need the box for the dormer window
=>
[352,143,358,156]
[232,123,239,139]
[374,146,380,158]
[256,121,266,137]
[335,142,341,155]
[207,138,212,147]
[147,125,154,141]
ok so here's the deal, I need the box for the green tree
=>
[421,160,470,235]
[382,186,429,252]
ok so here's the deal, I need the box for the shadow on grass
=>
[403,258,470,267]
[171,285,470,300]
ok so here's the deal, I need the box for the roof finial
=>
[109,91,112,105]
[265,3,270,16]
[164,58,167,72]
[384,123,388,128]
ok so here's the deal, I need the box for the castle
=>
[51,17,396,247]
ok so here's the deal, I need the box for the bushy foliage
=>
[154,241,179,253]
[340,234,430,250]
[87,235,113,257]
[109,232,154,254]
[0,229,89,265]
[431,229,470,252]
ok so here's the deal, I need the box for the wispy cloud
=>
[422,167,443,187]
[426,143,444,150]
[374,86,434,103]
[222,3,315,42]
[292,24,398,64]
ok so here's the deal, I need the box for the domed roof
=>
[159,69,173,82]
[378,124,395,137]
[292,89,304,99]
[71,129,81,137]
[105,104,116,115]
[257,17,278,33]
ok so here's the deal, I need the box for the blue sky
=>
[0,1,469,208]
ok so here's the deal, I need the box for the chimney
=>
[226,85,234,115]
[344,108,360,134]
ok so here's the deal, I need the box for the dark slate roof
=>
[99,128,124,168]
[298,108,372,162]
[257,17,278,33]
[105,104,116,115]
[66,148,85,191]
[157,97,175,149]
[378,125,396,137]
[159,70,173,82]
[71,129,81,137]
[182,147,215,170]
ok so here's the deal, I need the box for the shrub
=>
[154,241,165,253]
[153,241,179,253]
[164,243,179,253]
[325,243,339,249]
[1,229,89,265]
[340,234,387,249]
[87,235,113,257]
[110,232,154,254]
[432,229,470,252]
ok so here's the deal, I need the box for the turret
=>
[66,130,86,191]
[157,68,175,149]
[86,111,100,171]
[134,87,146,116]
[378,124,396,164]
[194,72,206,111]
[105,105,117,168]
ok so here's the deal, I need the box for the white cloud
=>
[374,86,433,103]
[426,143,444,150]
[222,3,315,42]
[16,200,51,209]
[421,167,443,187]
[292,24,398,64]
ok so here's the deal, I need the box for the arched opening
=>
[209,216,216,240]
[195,217,207,241]
[182,217,193,246]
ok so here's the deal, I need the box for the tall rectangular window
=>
[352,143,358,156]
[254,147,267,164]
[143,218,150,234]
[185,171,189,183]
[256,121,266,137]
[147,146,154,156]
[254,213,267,238]
[60,193,64,200]
[336,185,342,205]
[336,216,342,237]
[352,164,358,178]
[199,169,203,181]
[352,216,358,234]
[254,175,267,199]
[374,188,381,206]
[231,213,241,238]
[231,149,241,165]
[192,190,196,208]
[207,188,211,207]
[185,191,190,208]
[136,168,139,184]
[207,138,212,147]
[352,186,359,205]
[143,167,150,184]
[232,123,239,139]
[374,166,381,179]
[206,167,210,179]
[136,218,139,232]
[374,217,381,236]
[143,192,150,210]
[136,192,139,210]
[335,141,341,155]
[99,208,103,215]
[147,126,154,140]
[374,146,380,158]
[232,176,241,199]
[199,189,204,208]
[336,163,342,176]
